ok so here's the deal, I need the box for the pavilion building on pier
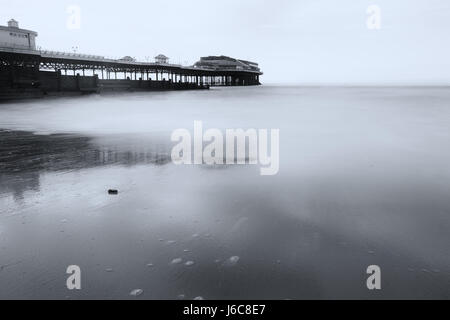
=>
[0,20,263,100]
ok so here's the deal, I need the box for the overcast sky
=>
[1,0,450,84]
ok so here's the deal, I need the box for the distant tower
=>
[8,19,19,28]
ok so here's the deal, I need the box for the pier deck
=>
[1,47,262,99]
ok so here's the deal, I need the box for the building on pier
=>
[194,56,260,72]
[0,20,38,51]
[155,54,169,64]
[0,20,262,99]
[119,56,136,62]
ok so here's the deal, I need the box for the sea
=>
[0,85,449,299]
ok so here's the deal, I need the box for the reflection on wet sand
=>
[0,129,448,300]
[0,130,171,200]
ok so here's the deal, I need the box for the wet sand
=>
[0,86,450,299]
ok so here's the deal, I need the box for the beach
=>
[0,86,449,299]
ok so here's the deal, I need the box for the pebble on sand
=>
[185,261,195,266]
[171,258,183,265]
[432,269,441,273]
[194,296,205,300]
[130,289,143,297]
[108,189,119,195]
[223,256,240,267]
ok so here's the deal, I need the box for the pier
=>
[0,20,263,100]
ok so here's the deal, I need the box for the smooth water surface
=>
[0,86,449,299]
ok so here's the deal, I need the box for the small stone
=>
[171,258,183,265]
[223,256,240,267]
[147,263,154,268]
[185,261,195,266]
[194,296,205,300]
[432,269,441,273]
[108,189,119,195]
[130,289,143,297]
[105,268,114,272]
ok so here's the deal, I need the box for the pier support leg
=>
[56,70,61,92]
[76,74,81,91]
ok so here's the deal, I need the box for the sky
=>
[1,0,450,84]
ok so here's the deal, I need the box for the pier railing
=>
[37,49,188,68]
[0,45,262,76]
[39,50,105,61]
